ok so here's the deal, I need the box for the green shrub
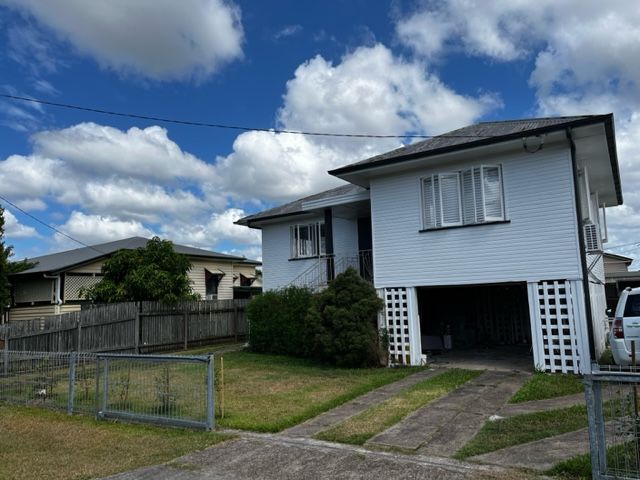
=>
[247,286,313,356]
[305,268,384,367]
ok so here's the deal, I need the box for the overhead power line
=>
[0,194,104,254]
[0,93,495,140]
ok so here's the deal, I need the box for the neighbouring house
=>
[604,252,640,310]
[7,236,261,322]
[237,114,623,374]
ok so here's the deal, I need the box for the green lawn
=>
[455,404,588,459]
[315,368,481,445]
[0,404,230,480]
[547,442,639,479]
[509,372,584,403]
[213,351,421,432]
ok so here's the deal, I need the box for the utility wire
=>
[0,93,496,140]
[0,194,105,254]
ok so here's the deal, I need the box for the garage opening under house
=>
[237,114,623,374]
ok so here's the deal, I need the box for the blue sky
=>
[0,0,639,263]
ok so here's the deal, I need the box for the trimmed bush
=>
[247,286,313,356]
[305,268,384,367]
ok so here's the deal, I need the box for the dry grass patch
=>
[0,404,230,480]
[315,368,481,445]
[213,351,421,432]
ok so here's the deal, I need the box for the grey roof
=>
[329,115,609,175]
[236,183,366,226]
[237,114,621,227]
[12,237,260,276]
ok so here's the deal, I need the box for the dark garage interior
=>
[417,283,532,363]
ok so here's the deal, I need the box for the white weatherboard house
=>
[237,115,623,374]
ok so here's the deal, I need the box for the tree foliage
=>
[0,207,11,312]
[305,267,384,367]
[81,237,198,303]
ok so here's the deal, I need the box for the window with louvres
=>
[422,165,504,230]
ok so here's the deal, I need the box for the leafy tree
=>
[305,267,384,367]
[81,237,198,303]
[0,207,37,315]
[0,207,11,314]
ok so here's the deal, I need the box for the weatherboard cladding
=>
[261,215,324,291]
[370,143,583,288]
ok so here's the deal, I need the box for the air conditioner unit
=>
[584,224,601,253]
[205,294,217,301]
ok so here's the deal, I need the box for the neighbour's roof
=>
[236,183,365,226]
[603,252,634,264]
[12,236,260,276]
[329,115,606,176]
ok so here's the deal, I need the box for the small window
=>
[624,295,640,317]
[421,165,505,230]
[290,222,325,258]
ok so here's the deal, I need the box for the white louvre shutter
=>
[439,173,462,226]
[422,176,436,229]
[290,225,296,258]
[473,167,484,223]
[483,166,503,220]
[461,169,476,225]
[433,175,442,227]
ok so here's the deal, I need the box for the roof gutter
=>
[566,127,596,362]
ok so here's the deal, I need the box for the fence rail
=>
[0,299,249,354]
[0,350,214,429]
[585,365,640,479]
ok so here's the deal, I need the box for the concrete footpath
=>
[282,368,439,438]
[102,432,535,480]
[366,370,527,457]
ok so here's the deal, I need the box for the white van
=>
[610,287,640,366]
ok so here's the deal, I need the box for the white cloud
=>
[2,0,244,81]
[274,25,303,40]
[32,123,216,183]
[161,208,261,251]
[397,1,640,261]
[3,210,39,239]
[215,44,499,202]
[55,211,154,246]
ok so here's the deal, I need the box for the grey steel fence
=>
[585,365,640,479]
[0,350,214,430]
[96,353,214,429]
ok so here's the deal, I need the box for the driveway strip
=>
[282,367,439,438]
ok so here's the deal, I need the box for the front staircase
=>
[288,250,373,291]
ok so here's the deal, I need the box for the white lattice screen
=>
[530,280,586,374]
[64,274,102,301]
[384,287,412,365]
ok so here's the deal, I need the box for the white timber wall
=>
[332,215,358,257]
[369,144,583,288]
[261,215,323,291]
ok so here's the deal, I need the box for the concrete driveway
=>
[102,432,537,480]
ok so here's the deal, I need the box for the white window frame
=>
[290,222,326,259]
[420,164,505,230]
[481,165,504,222]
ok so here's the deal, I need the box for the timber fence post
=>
[2,326,8,377]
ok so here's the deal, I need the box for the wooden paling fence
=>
[0,299,249,354]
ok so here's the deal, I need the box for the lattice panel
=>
[384,287,411,365]
[536,280,581,373]
[64,274,102,301]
